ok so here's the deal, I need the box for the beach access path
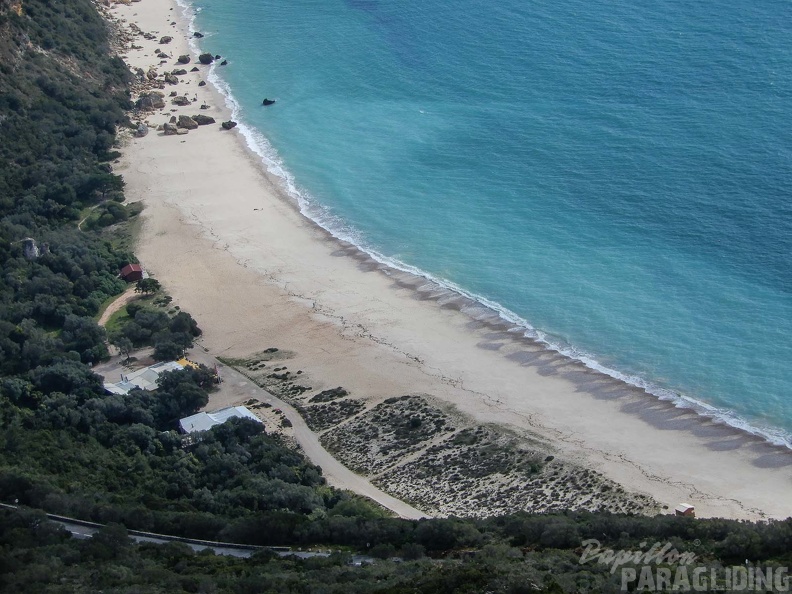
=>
[191,351,429,520]
[97,287,139,328]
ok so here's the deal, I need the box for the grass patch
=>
[94,291,125,322]
[104,305,131,335]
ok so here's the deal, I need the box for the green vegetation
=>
[108,300,202,361]
[0,0,790,591]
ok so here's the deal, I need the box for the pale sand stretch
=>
[108,0,791,520]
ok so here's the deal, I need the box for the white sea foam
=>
[174,0,792,451]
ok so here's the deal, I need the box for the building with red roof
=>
[120,263,144,282]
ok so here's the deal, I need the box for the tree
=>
[110,334,133,363]
[135,278,160,295]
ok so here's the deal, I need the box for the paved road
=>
[216,363,429,520]
[34,511,370,561]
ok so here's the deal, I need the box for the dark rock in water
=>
[221,120,237,130]
[198,81,206,87]
[198,53,214,65]
[171,68,188,76]
[193,31,204,38]
[135,91,165,110]
[190,66,199,72]
[171,96,191,106]
[262,98,276,106]
[215,54,221,60]
[163,122,178,135]
[135,123,149,137]
[191,114,215,126]
[177,115,199,130]
[220,59,228,66]
[159,35,172,44]
[177,55,190,64]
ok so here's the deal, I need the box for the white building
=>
[104,361,185,395]
[179,406,262,434]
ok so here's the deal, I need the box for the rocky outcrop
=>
[198,53,214,65]
[171,96,190,106]
[221,120,237,130]
[22,238,40,260]
[191,114,215,126]
[177,55,190,64]
[159,36,172,44]
[136,91,165,110]
[177,115,198,129]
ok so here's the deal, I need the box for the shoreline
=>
[107,0,792,520]
[174,0,792,453]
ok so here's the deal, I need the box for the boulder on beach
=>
[190,66,200,72]
[164,74,179,85]
[177,55,190,64]
[146,69,157,80]
[172,68,188,76]
[171,96,191,106]
[198,81,206,87]
[200,104,210,110]
[177,115,199,130]
[221,120,237,130]
[159,36,172,44]
[134,67,145,79]
[191,114,215,126]
[135,91,165,110]
[169,115,177,123]
[135,123,149,137]
[169,91,177,97]
[163,122,178,135]
[198,53,214,65]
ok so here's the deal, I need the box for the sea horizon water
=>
[183,0,792,447]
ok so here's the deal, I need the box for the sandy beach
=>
[107,0,792,520]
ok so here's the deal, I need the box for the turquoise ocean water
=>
[182,0,792,446]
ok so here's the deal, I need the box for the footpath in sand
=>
[105,0,792,521]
